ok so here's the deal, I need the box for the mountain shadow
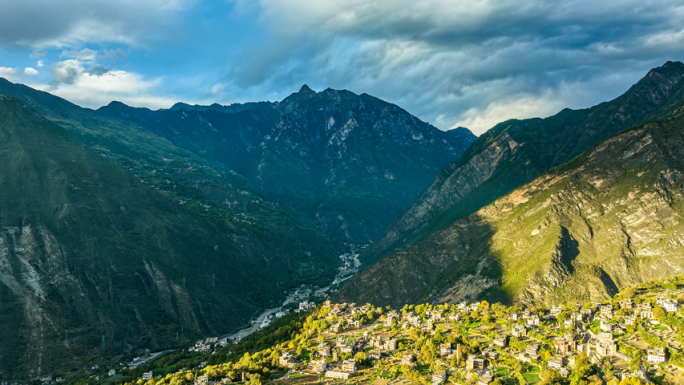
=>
[0,96,337,380]
[336,213,510,308]
[557,226,579,274]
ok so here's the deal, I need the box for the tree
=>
[541,368,561,385]
[570,353,596,385]
[248,374,262,385]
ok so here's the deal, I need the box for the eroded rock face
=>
[339,102,684,309]
[366,61,684,263]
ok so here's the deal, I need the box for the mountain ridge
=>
[364,60,684,264]
[93,84,477,244]
[338,80,684,308]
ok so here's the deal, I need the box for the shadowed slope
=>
[0,96,336,380]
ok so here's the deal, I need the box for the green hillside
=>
[339,85,684,308]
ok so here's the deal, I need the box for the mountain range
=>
[96,85,475,244]
[3,61,684,381]
[364,61,684,265]
[0,80,474,380]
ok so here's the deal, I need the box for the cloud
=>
[51,59,84,84]
[24,67,39,76]
[226,0,684,134]
[43,58,179,109]
[0,67,18,80]
[0,0,191,48]
[102,48,127,61]
[30,48,46,58]
[37,60,44,68]
[61,48,97,61]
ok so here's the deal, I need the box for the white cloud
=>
[37,60,45,68]
[43,59,178,109]
[51,59,84,84]
[30,49,46,58]
[24,67,39,76]
[102,48,127,61]
[0,66,18,80]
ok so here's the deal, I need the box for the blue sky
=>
[1,0,684,135]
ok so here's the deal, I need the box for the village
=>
[95,278,684,385]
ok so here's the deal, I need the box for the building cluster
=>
[188,337,228,353]
[113,282,683,385]
[276,292,683,384]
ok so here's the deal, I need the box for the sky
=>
[1,1,683,135]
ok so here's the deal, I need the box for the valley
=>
[0,76,473,381]
[226,249,362,344]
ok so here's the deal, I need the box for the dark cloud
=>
[87,64,114,76]
[225,0,684,133]
[0,0,189,47]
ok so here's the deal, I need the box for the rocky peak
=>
[622,61,684,102]
[298,84,315,94]
[99,100,142,114]
[647,60,684,77]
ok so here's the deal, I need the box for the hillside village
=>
[68,277,684,385]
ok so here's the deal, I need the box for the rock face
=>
[97,87,476,244]
[0,95,337,380]
[338,93,684,308]
[366,61,684,263]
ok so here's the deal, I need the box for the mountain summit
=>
[298,84,315,93]
[97,85,477,244]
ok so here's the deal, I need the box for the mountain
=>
[338,83,684,308]
[0,78,474,380]
[96,86,476,244]
[365,61,684,263]
[0,95,338,380]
